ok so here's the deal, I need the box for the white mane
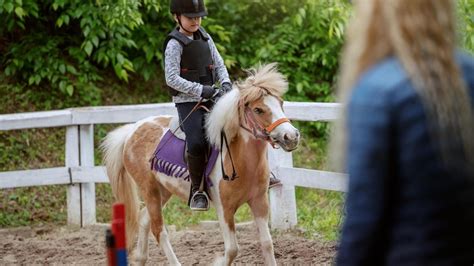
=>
[206,88,240,147]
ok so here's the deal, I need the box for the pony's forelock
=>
[238,63,288,101]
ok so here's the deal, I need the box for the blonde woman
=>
[334,0,474,265]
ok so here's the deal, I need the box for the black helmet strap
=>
[176,15,195,36]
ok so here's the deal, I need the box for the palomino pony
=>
[101,63,300,265]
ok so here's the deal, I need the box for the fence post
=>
[79,124,96,226]
[268,147,297,229]
[66,126,81,225]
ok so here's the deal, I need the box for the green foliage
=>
[459,0,474,53]
[1,0,472,108]
[207,0,350,103]
[0,0,349,106]
[0,186,67,227]
[296,188,343,241]
[205,0,350,137]
[1,0,167,98]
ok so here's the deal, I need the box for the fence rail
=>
[0,102,345,229]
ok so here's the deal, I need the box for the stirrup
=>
[190,191,210,211]
[269,172,282,189]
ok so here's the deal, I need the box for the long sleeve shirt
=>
[164,32,230,103]
[336,52,474,266]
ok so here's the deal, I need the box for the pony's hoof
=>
[129,251,147,266]
[212,256,226,266]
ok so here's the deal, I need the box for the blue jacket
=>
[336,52,474,266]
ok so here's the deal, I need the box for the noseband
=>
[240,99,290,148]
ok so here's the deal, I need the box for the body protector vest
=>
[164,27,215,96]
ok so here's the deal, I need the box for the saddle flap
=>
[150,130,220,186]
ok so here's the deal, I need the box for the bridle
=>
[220,95,291,181]
[239,96,291,148]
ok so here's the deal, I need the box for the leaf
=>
[122,61,134,72]
[296,83,303,93]
[116,53,125,64]
[66,65,78,75]
[83,26,90,37]
[98,30,106,39]
[59,80,66,91]
[73,8,83,18]
[63,15,69,25]
[4,65,10,76]
[92,36,99,47]
[120,70,128,82]
[295,15,303,27]
[14,7,26,19]
[66,85,74,96]
[59,64,66,74]
[17,20,25,30]
[5,3,14,13]
[56,17,63,27]
[84,41,93,56]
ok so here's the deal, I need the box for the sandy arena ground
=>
[0,222,336,265]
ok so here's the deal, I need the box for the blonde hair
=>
[333,0,474,171]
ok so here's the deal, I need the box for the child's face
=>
[177,15,202,35]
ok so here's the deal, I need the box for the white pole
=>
[66,126,81,226]
[268,147,297,229]
[79,124,96,226]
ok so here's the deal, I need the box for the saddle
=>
[150,116,219,187]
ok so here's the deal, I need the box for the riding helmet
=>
[170,0,207,18]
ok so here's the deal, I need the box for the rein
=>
[148,96,240,182]
[220,131,238,181]
[149,99,204,163]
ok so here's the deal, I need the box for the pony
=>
[100,63,300,265]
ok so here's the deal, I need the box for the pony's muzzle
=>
[274,128,300,151]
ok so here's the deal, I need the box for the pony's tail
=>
[100,124,140,251]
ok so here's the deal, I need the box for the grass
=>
[0,83,344,241]
[0,186,67,227]
[0,128,344,241]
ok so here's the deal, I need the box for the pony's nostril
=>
[284,134,289,141]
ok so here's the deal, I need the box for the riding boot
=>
[187,152,209,211]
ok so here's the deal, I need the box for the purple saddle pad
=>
[150,130,219,185]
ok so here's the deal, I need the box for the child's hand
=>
[201,85,215,99]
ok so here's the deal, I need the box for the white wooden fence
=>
[0,102,346,229]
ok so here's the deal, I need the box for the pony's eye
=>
[254,108,264,115]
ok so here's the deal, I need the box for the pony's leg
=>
[214,205,239,266]
[132,207,151,266]
[137,177,180,265]
[249,195,277,266]
[133,185,173,266]
[150,189,180,265]
[155,185,177,265]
